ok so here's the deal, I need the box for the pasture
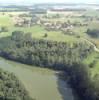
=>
[0,12,81,42]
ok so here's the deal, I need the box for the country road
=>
[83,38,99,52]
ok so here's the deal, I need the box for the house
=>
[13,16,31,27]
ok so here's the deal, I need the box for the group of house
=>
[13,16,32,27]
[39,20,74,33]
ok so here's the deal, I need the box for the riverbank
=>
[0,57,77,100]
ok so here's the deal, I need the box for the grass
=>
[0,13,80,43]
[0,10,99,100]
[84,10,99,17]
[83,52,99,79]
[0,11,99,77]
[0,12,29,15]
[0,15,13,26]
[0,11,98,47]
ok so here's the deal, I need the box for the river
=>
[0,57,78,100]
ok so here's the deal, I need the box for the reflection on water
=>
[56,72,80,100]
[0,57,78,100]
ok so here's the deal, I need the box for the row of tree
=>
[0,31,93,70]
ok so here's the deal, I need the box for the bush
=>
[0,68,33,100]
[87,29,99,38]
[0,26,8,32]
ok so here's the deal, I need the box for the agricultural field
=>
[0,10,99,44]
[0,11,85,42]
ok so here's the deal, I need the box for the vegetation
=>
[0,31,93,70]
[0,31,98,100]
[0,7,99,100]
[87,29,99,38]
[68,63,99,100]
[0,68,33,100]
[0,26,8,33]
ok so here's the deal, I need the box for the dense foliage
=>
[0,68,33,100]
[87,29,99,38]
[0,31,93,70]
[68,63,99,100]
[0,31,98,100]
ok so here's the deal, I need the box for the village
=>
[11,9,89,35]
[0,3,99,100]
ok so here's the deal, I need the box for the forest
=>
[0,68,33,100]
[0,31,93,69]
[0,4,99,100]
[87,29,99,38]
[0,31,99,100]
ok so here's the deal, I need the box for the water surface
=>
[0,57,76,100]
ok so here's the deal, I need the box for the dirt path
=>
[83,38,99,52]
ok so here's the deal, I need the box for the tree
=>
[11,31,24,41]
[0,26,8,32]
[43,33,48,38]
[87,29,99,38]
[0,68,33,100]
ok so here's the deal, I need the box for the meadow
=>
[0,10,99,76]
[0,11,98,44]
[0,12,82,43]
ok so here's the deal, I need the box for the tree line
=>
[67,63,99,100]
[87,29,99,38]
[0,31,93,70]
[0,68,33,100]
[0,31,99,100]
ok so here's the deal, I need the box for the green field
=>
[0,11,99,44]
[0,12,82,43]
[83,52,99,78]
[0,11,99,69]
